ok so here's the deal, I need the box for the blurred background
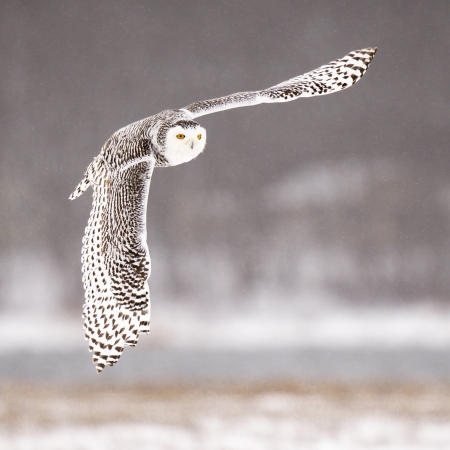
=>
[1,0,449,448]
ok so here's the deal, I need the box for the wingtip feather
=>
[361,46,378,57]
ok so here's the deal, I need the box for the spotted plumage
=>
[71,48,377,372]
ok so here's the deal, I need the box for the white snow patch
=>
[0,314,83,352]
[2,299,450,352]
[1,416,449,450]
[0,291,450,352]
[156,301,450,349]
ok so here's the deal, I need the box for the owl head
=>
[160,120,206,166]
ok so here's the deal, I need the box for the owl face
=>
[163,121,206,166]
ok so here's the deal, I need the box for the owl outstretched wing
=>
[183,47,377,118]
[70,149,155,373]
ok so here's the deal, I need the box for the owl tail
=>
[83,299,151,373]
[69,159,98,200]
[69,172,90,200]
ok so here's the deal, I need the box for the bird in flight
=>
[70,47,377,373]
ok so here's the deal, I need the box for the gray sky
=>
[1,0,449,306]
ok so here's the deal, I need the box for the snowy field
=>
[1,383,450,450]
[2,301,450,448]
[2,301,450,352]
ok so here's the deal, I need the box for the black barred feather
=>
[72,140,155,372]
[184,48,377,117]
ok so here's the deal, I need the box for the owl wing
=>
[183,47,377,118]
[71,150,155,373]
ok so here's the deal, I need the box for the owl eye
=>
[197,134,202,140]
[176,133,185,139]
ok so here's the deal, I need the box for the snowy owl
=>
[70,47,377,373]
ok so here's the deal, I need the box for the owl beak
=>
[188,139,194,149]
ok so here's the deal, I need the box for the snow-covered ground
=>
[2,300,450,352]
[3,419,450,450]
[2,297,449,448]
[1,384,450,450]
